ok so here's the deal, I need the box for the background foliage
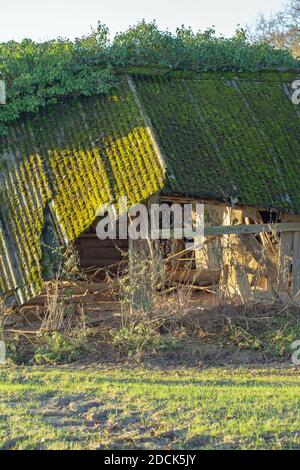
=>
[250,0,299,58]
[0,20,299,135]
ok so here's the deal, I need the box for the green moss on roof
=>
[134,72,300,211]
[0,78,164,301]
[1,70,300,303]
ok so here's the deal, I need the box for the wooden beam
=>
[205,222,300,236]
[241,234,277,283]
[152,222,300,239]
[160,194,283,215]
[243,207,275,254]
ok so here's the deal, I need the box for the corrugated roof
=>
[0,77,164,303]
[133,72,300,210]
[1,70,300,303]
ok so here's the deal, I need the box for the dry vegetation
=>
[1,200,300,367]
[1,237,299,367]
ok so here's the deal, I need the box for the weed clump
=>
[33,331,89,365]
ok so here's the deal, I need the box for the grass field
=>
[0,365,299,450]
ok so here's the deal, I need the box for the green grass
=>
[0,366,299,450]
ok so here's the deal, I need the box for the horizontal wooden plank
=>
[79,258,124,266]
[152,222,300,238]
[205,222,300,236]
[78,247,126,258]
[75,223,300,247]
[76,236,128,247]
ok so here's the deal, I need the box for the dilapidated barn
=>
[1,66,300,306]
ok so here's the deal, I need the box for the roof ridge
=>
[113,64,300,76]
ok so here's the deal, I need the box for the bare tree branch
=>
[250,0,300,57]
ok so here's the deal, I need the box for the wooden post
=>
[198,204,226,271]
[220,207,231,291]
[193,201,206,270]
[292,231,300,303]
[147,193,164,283]
[277,213,300,303]
[128,237,153,311]
[278,236,293,303]
[220,208,252,303]
[128,194,163,311]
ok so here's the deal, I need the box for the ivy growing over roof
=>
[0,20,299,136]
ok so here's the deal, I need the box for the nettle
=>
[0,21,299,136]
